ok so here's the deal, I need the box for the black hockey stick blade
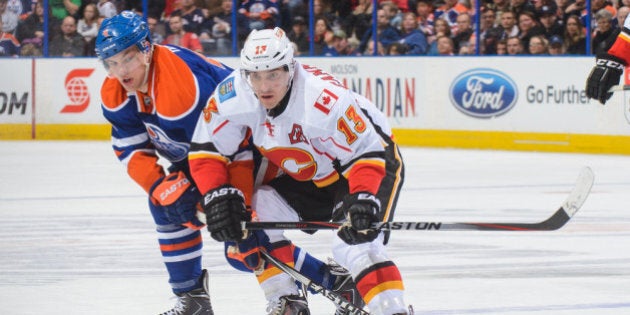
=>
[260,250,369,315]
[243,166,594,232]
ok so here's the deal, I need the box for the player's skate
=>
[328,259,365,315]
[266,294,310,315]
[159,269,214,315]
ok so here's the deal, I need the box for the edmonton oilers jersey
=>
[100,44,232,192]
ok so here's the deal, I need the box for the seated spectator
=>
[387,42,407,55]
[617,6,630,27]
[397,11,428,54]
[415,0,435,40]
[287,15,309,55]
[346,0,373,41]
[170,0,211,40]
[381,1,403,29]
[6,0,33,19]
[77,3,98,43]
[97,0,117,18]
[428,17,451,54]
[238,0,279,33]
[517,11,544,53]
[433,35,455,55]
[548,34,565,55]
[358,8,400,54]
[1,0,19,35]
[497,10,519,39]
[434,0,469,33]
[510,0,536,17]
[592,8,614,54]
[506,35,524,55]
[0,14,20,56]
[49,15,85,57]
[162,13,203,53]
[538,4,563,38]
[364,38,385,55]
[528,35,549,54]
[50,0,79,20]
[147,15,165,44]
[495,38,508,54]
[452,12,473,52]
[564,14,586,54]
[210,0,237,55]
[313,16,333,55]
[15,0,53,48]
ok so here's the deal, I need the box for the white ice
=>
[1,141,629,315]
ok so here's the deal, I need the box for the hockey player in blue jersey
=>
[96,11,359,315]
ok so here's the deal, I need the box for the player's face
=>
[103,46,150,92]
[246,68,291,110]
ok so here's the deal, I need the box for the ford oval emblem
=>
[449,68,518,118]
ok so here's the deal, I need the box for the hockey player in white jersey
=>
[189,27,411,315]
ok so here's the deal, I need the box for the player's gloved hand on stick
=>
[586,53,625,105]
[150,171,205,229]
[337,192,381,245]
[201,184,250,242]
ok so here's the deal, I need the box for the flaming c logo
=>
[60,68,95,113]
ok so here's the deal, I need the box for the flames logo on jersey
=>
[314,88,338,114]
[203,97,218,123]
[288,123,309,145]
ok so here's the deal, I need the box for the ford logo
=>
[449,68,518,118]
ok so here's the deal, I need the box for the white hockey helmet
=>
[240,27,295,76]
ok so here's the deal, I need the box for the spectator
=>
[528,34,549,54]
[97,0,117,18]
[147,15,165,44]
[287,15,309,55]
[1,0,18,35]
[171,0,211,40]
[517,10,544,53]
[358,8,400,53]
[482,27,503,54]
[0,14,20,56]
[498,10,519,39]
[548,34,565,55]
[506,35,524,55]
[398,11,428,54]
[77,3,98,43]
[489,0,510,17]
[313,16,333,55]
[346,0,373,40]
[387,41,408,54]
[434,0,469,33]
[452,12,473,52]
[434,35,455,55]
[495,38,507,54]
[238,0,280,33]
[415,0,435,39]
[15,0,54,52]
[592,8,614,55]
[538,4,563,39]
[332,29,356,55]
[427,17,451,54]
[616,5,630,27]
[381,1,403,29]
[50,0,80,20]
[510,0,536,17]
[564,14,586,54]
[590,0,616,28]
[49,15,85,56]
[209,0,235,55]
[563,0,586,22]
[6,0,33,19]
[162,13,203,53]
[364,37,385,55]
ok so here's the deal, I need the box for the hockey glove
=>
[150,171,204,229]
[586,53,625,105]
[337,192,381,245]
[202,184,251,242]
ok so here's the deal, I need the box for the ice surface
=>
[1,141,629,314]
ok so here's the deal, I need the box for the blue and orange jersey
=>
[100,44,233,193]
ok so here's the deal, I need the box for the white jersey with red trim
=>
[191,60,390,189]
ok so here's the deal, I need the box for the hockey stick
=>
[609,85,630,92]
[244,166,594,232]
[259,250,370,315]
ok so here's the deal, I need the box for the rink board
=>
[2,56,630,154]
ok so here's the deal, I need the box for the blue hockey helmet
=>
[95,11,151,60]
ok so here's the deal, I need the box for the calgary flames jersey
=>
[100,44,233,192]
[189,61,392,195]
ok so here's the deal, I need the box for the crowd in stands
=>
[0,0,626,57]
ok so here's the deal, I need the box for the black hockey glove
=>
[586,53,625,105]
[337,192,381,245]
[202,184,250,242]
[149,171,203,227]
